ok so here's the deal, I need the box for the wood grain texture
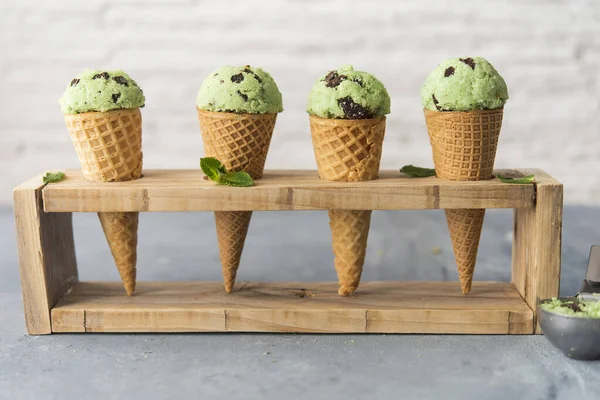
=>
[41,169,535,212]
[512,169,562,334]
[51,281,533,334]
[13,175,78,334]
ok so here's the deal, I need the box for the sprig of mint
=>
[200,157,254,187]
[496,174,535,184]
[43,171,65,183]
[400,165,436,178]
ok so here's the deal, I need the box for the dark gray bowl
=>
[538,297,600,361]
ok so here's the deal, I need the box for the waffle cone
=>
[97,212,139,295]
[445,209,485,294]
[329,210,372,296]
[197,109,276,180]
[198,109,277,293]
[309,115,386,182]
[309,115,386,295]
[424,108,502,181]
[214,211,252,293]
[64,108,143,295]
[424,108,503,294]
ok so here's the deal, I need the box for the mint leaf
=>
[43,172,65,183]
[200,157,254,187]
[400,165,436,177]
[496,174,535,184]
[200,157,226,181]
[219,171,254,187]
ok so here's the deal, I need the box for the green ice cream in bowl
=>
[538,297,600,360]
[538,246,600,360]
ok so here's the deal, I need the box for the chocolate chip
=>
[112,93,121,103]
[113,76,129,86]
[92,72,110,80]
[214,73,218,77]
[565,301,583,313]
[460,57,476,69]
[352,78,364,87]
[237,90,248,101]
[444,66,455,77]
[432,94,442,111]
[242,67,263,84]
[70,78,80,87]
[231,73,244,83]
[337,96,373,119]
[220,80,224,84]
[324,71,347,88]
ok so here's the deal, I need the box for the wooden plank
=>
[13,175,78,334]
[512,169,562,334]
[367,310,531,334]
[51,281,533,334]
[42,169,535,212]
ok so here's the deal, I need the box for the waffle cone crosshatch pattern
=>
[64,108,143,182]
[424,108,503,181]
[197,109,277,180]
[14,168,562,335]
[309,115,386,182]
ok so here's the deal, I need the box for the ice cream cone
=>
[64,108,143,295]
[424,108,503,293]
[214,211,252,293]
[328,209,372,296]
[97,211,139,295]
[197,109,277,293]
[309,115,386,295]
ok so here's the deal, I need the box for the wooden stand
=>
[14,169,562,335]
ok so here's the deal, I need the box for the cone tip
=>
[338,286,357,297]
[124,282,136,296]
[460,281,472,294]
[224,283,234,293]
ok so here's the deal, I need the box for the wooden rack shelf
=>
[14,169,562,335]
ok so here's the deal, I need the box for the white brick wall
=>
[1,0,599,204]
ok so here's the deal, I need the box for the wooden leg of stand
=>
[14,175,78,334]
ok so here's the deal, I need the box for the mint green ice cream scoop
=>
[59,69,145,114]
[307,66,390,119]
[196,66,283,114]
[421,57,508,112]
